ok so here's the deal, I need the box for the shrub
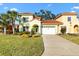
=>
[32,33,41,37]
[61,27,66,34]
[15,31,30,35]
[67,33,79,36]
[20,34,29,38]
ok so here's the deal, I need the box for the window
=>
[23,17,29,22]
[23,26,29,32]
[23,26,25,31]
[25,26,29,31]
[68,17,71,21]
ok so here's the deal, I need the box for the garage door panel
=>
[42,28,56,34]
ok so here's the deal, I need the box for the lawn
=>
[0,34,44,56]
[60,34,79,45]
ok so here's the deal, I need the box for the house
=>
[56,12,79,34]
[15,12,62,34]
[14,12,79,35]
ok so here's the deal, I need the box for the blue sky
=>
[0,3,79,15]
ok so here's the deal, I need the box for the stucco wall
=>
[21,15,33,21]
[56,15,79,33]
[29,19,41,33]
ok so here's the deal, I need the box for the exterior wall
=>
[29,19,41,33]
[19,25,23,32]
[19,22,30,32]
[19,15,33,32]
[21,15,33,22]
[56,15,79,33]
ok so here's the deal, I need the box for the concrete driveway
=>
[42,35,79,56]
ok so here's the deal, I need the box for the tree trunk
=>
[12,19,15,34]
[4,27,6,35]
[12,26,15,34]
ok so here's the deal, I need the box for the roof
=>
[42,20,63,25]
[34,16,41,19]
[19,12,33,16]
[30,16,41,21]
[55,12,77,19]
[61,12,77,15]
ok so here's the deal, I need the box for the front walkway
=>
[42,35,79,56]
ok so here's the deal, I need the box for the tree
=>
[34,9,56,20]
[16,14,22,32]
[0,14,9,34]
[7,10,18,34]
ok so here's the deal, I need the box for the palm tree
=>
[15,14,22,32]
[0,14,9,34]
[7,10,18,34]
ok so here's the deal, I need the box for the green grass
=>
[0,34,44,56]
[60,34,79,45]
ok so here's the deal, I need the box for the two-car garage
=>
[42,25,57,34]
[42,20,62,34]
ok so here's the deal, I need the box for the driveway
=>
[42,35,79,56]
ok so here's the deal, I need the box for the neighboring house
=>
[56,12,79,34]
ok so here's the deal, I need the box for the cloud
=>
[71,11,76,12]
[47,4,52,7]
[10,8,18,11]
[4,7,8,9]
[72,6,79,9]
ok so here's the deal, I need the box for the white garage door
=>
[42,26,57,34]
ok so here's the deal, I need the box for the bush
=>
[32,33,41,37]
[67,33,79,36]
[61,27,66,34]
[20,34,29,38]
[15,31,30,35]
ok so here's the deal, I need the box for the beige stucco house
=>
[15,12,79,35]
[18,13,42,34]
[17,12,62,34]
[56,12,79,34]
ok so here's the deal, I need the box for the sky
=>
[0,3,79,15]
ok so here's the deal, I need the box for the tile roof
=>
[61,12,77,15]
[19,12,33,15]
[55,12,77,19]
[42,20,63,25]
[30,16,41,21]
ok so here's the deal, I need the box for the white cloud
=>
[4,7,8,9]
[71,10,76,12]
[72,6,79,9]
[47,4,52,7]
[10,8,18,11]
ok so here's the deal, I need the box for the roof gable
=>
[55,12,77,19]
[19,12,33,16]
